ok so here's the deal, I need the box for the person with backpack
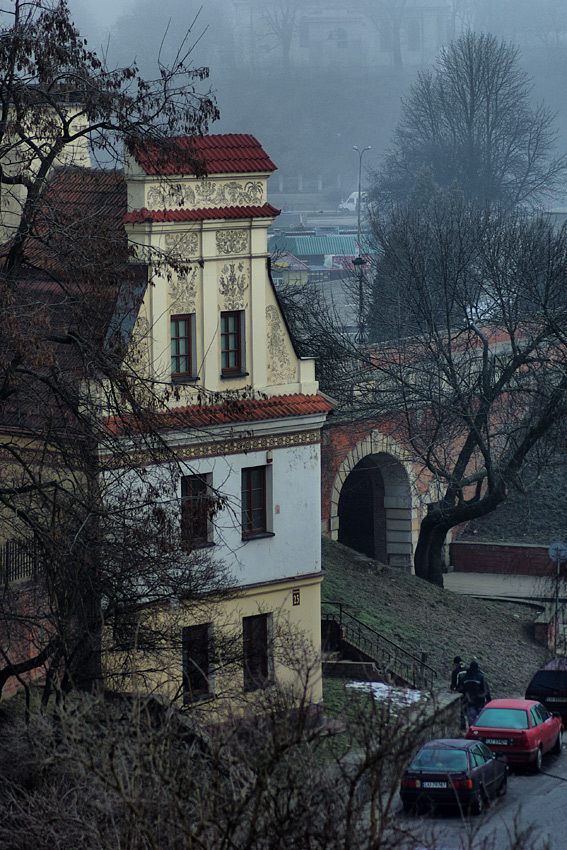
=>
[459,660,491,727]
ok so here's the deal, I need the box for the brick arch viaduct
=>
[320,416,438,571]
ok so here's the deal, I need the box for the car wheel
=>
[471,789,485,816]
[552,728,563,755]
[497,770,508,797]
[532,746,543,773]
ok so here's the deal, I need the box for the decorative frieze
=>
[216,229,249,255]
[266,305,295,384]
[219,262,248,309]
[146,180,264,211]
[164,232,198,258]
[105,430,322,469]
[169,270,197,313]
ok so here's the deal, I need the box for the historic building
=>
[105,134,333,709]
[230,0,452,72]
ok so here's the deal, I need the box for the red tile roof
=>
[105,393,334,434]
[124,203,280,225]
[132,134,277,177]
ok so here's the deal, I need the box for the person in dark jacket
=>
[450,656,467,691]
[459,660,491,727]
[450,655,468,730]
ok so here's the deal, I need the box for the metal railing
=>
[1,539,39,586]
[322,601,438,690]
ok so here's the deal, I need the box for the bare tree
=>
[0,0,226,700]
[0,675,549,850]
[372,31,567,210]
[257,0,300,72]
[356,0,408,71]
[364,197,567,585]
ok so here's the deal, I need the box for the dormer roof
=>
[131,134,277,177]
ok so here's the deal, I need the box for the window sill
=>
[241,531,275,542]
[220,371,249,380]
[244,679,275,693]
[172,375,200,384]
[182,541,215,553]
[183,692,214,705]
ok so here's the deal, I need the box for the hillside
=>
[321,537,549,698]
[460,462,567,545]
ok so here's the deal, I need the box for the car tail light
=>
[401,778,418,789]
[452,778,473,790]
[514,731,529,749]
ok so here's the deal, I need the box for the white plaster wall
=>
[106,441,323,589]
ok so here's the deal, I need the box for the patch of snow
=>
[346,681,425,707]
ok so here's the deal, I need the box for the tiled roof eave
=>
[104,393,334,435]
[124,203,280,225]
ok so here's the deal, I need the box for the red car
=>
[466,698,563,771]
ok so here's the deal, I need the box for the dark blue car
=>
[400,738,508,815]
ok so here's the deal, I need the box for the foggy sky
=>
[60,1,567,204]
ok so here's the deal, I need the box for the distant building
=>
[230,0,452,72]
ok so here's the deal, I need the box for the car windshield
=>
[410,748,469,772]
[529,672,567,692]
[475,708,529,729]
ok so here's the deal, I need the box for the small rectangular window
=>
[171,314,196,380]
[220,310,245,375]
[241,466,268,538]
[182,623,213,701]
[181,474,213,550]
[242,613,272,691]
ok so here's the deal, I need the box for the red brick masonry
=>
[451,541,557,577]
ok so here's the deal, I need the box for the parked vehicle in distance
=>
[338,191,366,212]
[466,698,563,771]
[399,738,507,815]
[525,657,567,723]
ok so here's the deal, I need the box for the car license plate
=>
[422,781,447,788]
[485,738,506,745]
[547,697,567,702]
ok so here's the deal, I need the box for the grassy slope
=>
[321,537,549,699]
[460,462,567,544]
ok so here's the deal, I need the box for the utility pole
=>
[353,145,371,343]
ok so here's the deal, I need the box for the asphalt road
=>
[398,746,567,850]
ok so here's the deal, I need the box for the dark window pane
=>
[171,315,193,377]
[241,467,266,535]
[181,475,210,549]
[182,623,211,699]
[243,614,270,691]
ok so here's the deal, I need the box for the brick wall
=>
[450,541,556,576]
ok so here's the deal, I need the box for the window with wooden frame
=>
[241,466,270,538]
[242,613,272,691]
[171,314,196,381]
[220,310,245,376]
[181,474,213,550]
[182,622,213,701]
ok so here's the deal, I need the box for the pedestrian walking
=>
[450,655,467,691]
[450,655,468,730]
[459,660,491,727]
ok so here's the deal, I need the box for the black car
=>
[525,658,567,723]
[400,738,508,815]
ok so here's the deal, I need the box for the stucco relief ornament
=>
[164,232,199,258]
[216,229,248,255]
[265,305,295,384]
[219,263,248,309]
[195,180,264,207]
[147,183,196,209]
[169,271,197,312]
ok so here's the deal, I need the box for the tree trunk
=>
[414,517,448,587]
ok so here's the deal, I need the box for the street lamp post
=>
[353,145,371,343]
